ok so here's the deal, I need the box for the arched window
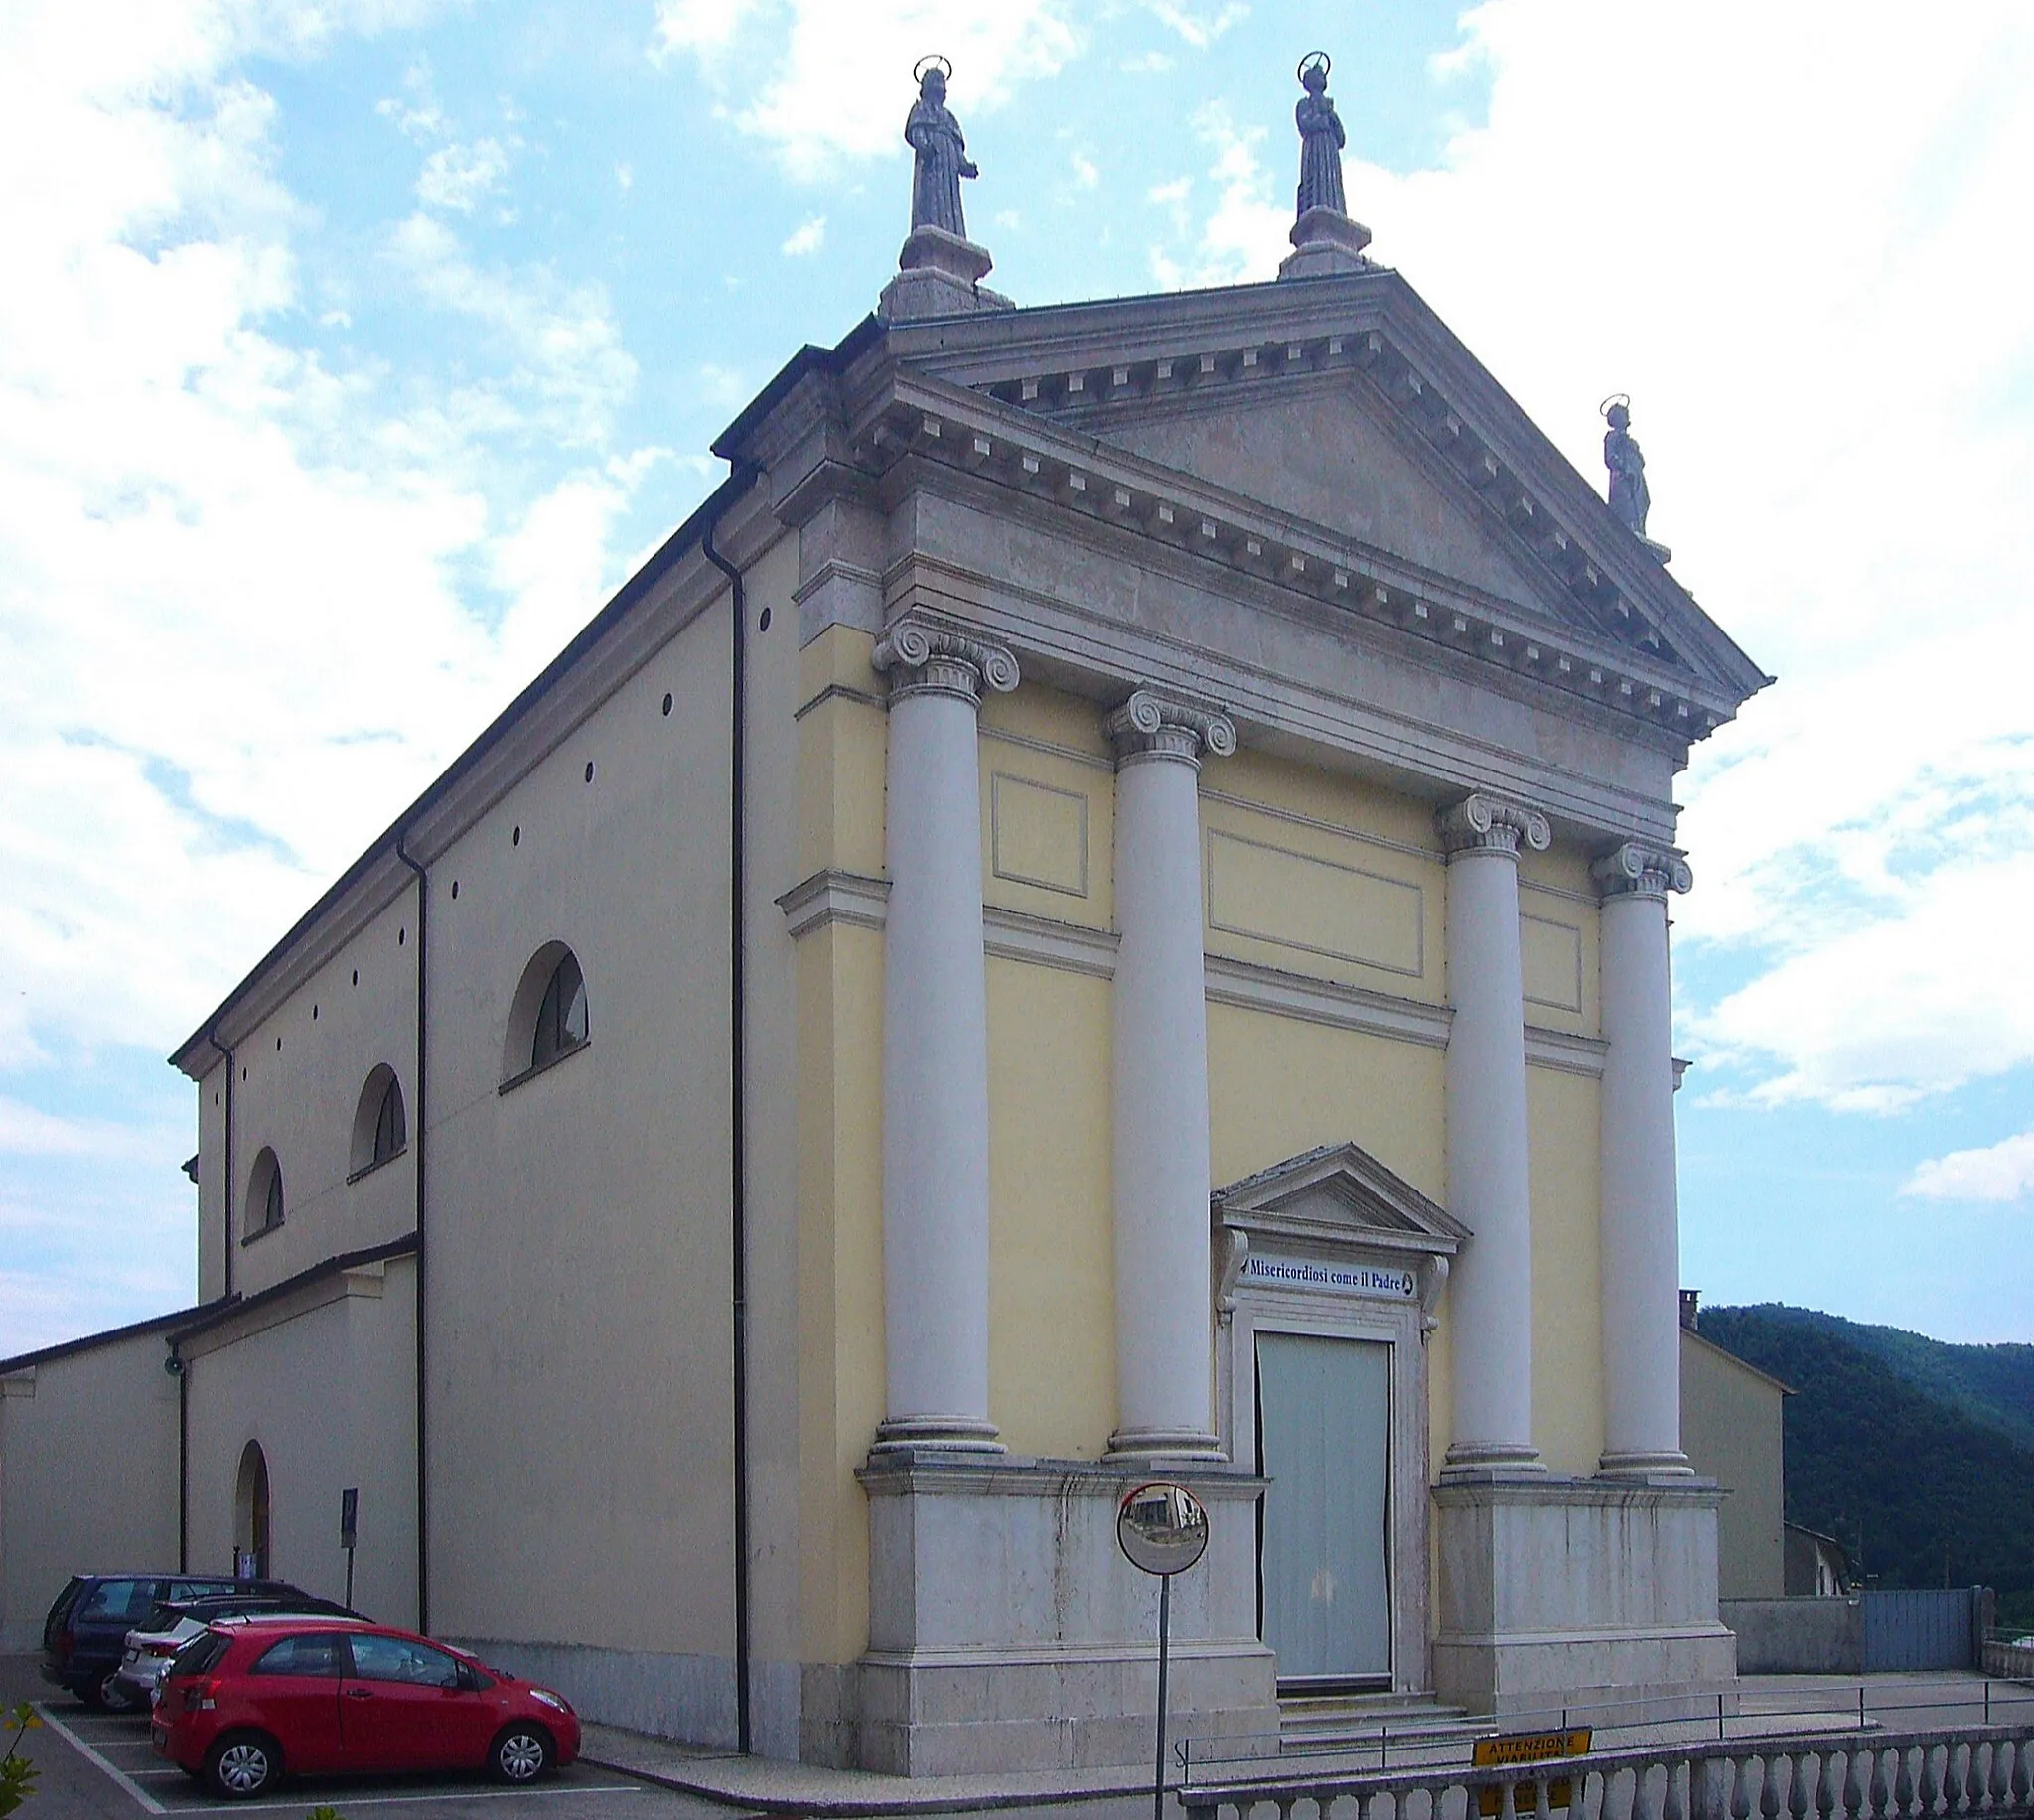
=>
[532,951,588,1069]
[502,942,591,1088]
[349,1066,407,1179]
[245,1148,284,1242]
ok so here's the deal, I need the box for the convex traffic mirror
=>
[1115,1481,1210,1577]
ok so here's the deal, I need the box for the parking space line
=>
[171,1781,646,1814]
[34,1704,168,1815]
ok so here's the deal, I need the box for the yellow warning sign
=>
[1472,1729,1592,1814]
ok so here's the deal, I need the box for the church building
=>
[0,57,1769,1775]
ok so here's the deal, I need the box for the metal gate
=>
[1861,1587,1982,1671]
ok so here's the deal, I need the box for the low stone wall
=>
[1983,1635,2034,1681]
[1721,1596,1864,1675]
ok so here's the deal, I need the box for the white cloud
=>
[781,214,826,256]
[651,0,1083,180]
[1905,1132,2034,1204]
[1140,1,1245,50]
[0,1099,172,1163]
[1153,102,1287,286]
[0,0,665,1076]
[416,135,510,212]
[1070,151,1099,191]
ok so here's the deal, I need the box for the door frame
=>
[1223,1270,1434,1694]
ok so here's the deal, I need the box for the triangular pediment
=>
[842,270,1770,725]
[1092,382,1559,622]
[1212,1141,1470,1255]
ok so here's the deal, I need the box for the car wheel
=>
[86,1671,131,1713]
[489,1723,554,1784]
[205,1731,281,1799]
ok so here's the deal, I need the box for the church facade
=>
[0,68,1768,1775]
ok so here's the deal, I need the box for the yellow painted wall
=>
[793,623,889,1667]
[1527,1063,1605,1475]
[986,958,1116,1458]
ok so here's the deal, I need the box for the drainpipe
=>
[394,833,430,1633]
[176,1349,189,1572]
[701,499,752,1757]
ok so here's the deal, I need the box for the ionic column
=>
[1591,841,1696,1477]
[1437,792,1549,1474]
[869,615,1019,1453]
[1104,688,1235,1458]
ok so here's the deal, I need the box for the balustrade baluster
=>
[1732,1754,1758,1820]
[1665,1756,1689,1820]
[1923,1744,1948,1817]
[1985,1740,2008,1813]
[2011,1738,2033,1810]
[1760,1757,1785,1820]
[1633,1763,1661,1820]
[1813,1749,1837,1820]
[1946,1742,1969,1816]
[1894,1746,1918,1820]
[1789,1751,1814,1820]
[1838,1750,1867,1820]
[1869,1746,1896,1820]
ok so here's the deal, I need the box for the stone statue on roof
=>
[1278,52,1371,281]
[1601,397,1652,538]
[1294,51,1348,217]
[906,56,977,240]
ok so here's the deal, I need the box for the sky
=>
[1,0,2031,1357]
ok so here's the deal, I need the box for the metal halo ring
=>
[1599,391,1631,418]
[1297,50,1331,84]
[914,54,953,84]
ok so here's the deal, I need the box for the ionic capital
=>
[1591,841,1693,901]
[871,613,1020,707]
[1435,792,1551,858]
[1103,688,1237,770]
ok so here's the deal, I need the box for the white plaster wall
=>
[182,1259,417,1624]
[421,548,784,1718]
[0,1330,182,1647]
[199,893,422,1302]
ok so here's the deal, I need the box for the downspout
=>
[394,833,430,1633]
[176,1350,189,1572]
[701,498,752,1757]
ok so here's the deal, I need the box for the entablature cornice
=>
[878,541,1686,848]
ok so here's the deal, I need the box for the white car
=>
[114,1592,363,1707]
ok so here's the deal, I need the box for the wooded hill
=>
[1697,1304,2034,1611]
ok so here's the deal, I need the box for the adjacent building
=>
[0,69,1770,1773]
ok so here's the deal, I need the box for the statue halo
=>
[914,53,953,84]
[1599,391,1632,420]
[1297,50,1331,85]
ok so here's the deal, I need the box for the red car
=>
[151,1616,581,1799]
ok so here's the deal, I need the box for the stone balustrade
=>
[1182,1725,2034,1820]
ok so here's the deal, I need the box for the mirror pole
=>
[1153,1571,1172,1820]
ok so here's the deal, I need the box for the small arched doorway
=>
[234,1441,271,1580]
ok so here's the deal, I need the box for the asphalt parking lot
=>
[1,1659,735,1820]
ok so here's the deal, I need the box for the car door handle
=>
[345,1687,374,1699]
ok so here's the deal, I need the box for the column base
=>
[1105,1424,1224,1461]
[1432,1474,1735,1720]
[1441,1440,1546,1479]
[870,1415,1005,1455]
[1598,1448,1696,1480]
[851,1455,1275,1774]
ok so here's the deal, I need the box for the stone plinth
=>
[1432,1474,1737,1718]
[846,1454,1277,1775]
[880,226,1014,321]
[1278,205,1373,281]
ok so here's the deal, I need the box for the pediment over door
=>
[1212,1141,1467,1321]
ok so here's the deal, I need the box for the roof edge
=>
[0,1298,232,1376]
[170,465,763,1076]
[169,1233,421,1349]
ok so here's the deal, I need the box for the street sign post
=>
[340,1487,359,1609]
[1116,1483,1211,1820]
